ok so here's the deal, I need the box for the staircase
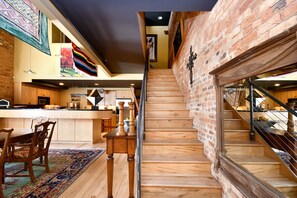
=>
[141,69,222,197]
[224,103,297,197]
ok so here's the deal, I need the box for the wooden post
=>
[128,102,136,136]
[287,103,295,134]
[116,102,126,136]
[286,103,297,174]
[107,153,114,198]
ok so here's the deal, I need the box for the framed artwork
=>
[173,21,183,57]
[146,34,157,62]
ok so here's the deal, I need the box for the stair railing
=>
[136,50,149,198]
[249,81,297,175]
[224,81,297,175]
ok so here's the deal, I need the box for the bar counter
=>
[0,109,112,143]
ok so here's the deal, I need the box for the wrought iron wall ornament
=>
[186,46,197,86]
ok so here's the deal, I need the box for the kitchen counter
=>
[0,109,112,143]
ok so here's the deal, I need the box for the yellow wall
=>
[146,26,168,69]
[13,22,143,84]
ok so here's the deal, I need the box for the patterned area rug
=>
[3,149,104,198]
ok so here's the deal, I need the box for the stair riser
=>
[149,76,175,79]
[224,120,243,130]
[146,104,186,110]
[224,132,250,141]
[147,87,180,91]
[242,164,280,176]
[141,187,222,198]
[276,187,297,198]
[145,120,193,129]
[223,111,233,119]
[225,146,264,156]
[147,79,176,83]
[147,97,184,103]
[147,92,182,97]
[143,145,203,155]
[142,163,211,175]
[147,82,178,87]
[146,110,189,118]
[149,70,173,75]
[148,75,175,79]
[145,132,197,140]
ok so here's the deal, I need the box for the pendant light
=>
[55,30,63,57]
[24,46,36,74]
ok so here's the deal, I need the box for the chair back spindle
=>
[0,128,13,198]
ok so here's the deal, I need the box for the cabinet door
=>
[21,85,37,104]
[37,88,50,97]
[117,90,131,99]
[49,90,57,105]
[288,90,297,99]
[104,90,116,106]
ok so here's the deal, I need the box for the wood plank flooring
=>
[50,141,131,198]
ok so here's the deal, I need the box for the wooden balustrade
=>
[128,102,136,136]
[116,101,136,136]
[116,102,126,136]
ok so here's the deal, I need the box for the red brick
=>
[280,0,297,20]
[0,29,14,105]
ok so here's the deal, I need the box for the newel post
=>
[116,102,126,136]
[128,102,136,136]
[287,103,295,134]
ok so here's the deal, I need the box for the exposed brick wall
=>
[171,0,297,196]
[0,29,14,105]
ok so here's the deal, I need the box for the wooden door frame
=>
[210,25,297,197]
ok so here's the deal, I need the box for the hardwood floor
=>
[50,141,130,198]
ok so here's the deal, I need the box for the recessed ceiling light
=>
[59,82,64,86]
[130,83,135,86]
[274,83,280,87]
[158,16,163,20]
[94,83,99,86]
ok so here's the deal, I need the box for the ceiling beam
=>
[31,0,112,77]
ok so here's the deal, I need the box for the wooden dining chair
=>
[30,116,49,129]
[0,128,13,198]
[5,121,56,183]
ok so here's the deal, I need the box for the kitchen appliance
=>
[0,99,9,108]
[68,101,80,109]
[38,96,50,106]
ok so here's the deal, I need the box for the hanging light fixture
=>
[55,29,63,57]
[24,46,36,74]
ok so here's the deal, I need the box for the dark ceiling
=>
[145,12,171,26]
[49,0,218,74]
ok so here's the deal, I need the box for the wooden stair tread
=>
[260,176,297,187]
[142,154,209,163]
[224,118,241,121]
[228,155,281,164]
[224,129,249,132]
[143,139,202,145]
[145,128,197,132]
[145,109,189,111]
[145,117,192,120]
[142,175,221,188]
[146,101,185,104]
[225,140,263,146]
